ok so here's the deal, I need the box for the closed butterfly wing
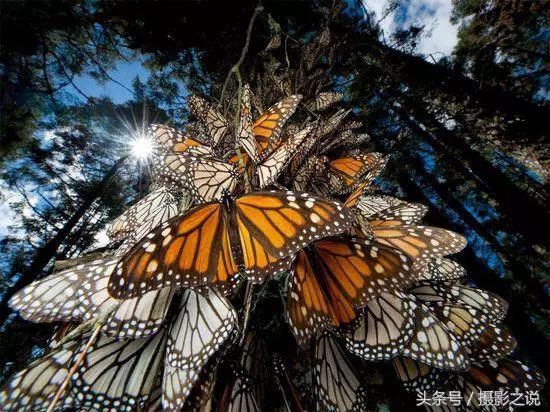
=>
[292,155,321,192]
[464,358,545,392]
[410,283,508,324]
[252,94,302,160]
[318,109,350,137]
[416,258,467,283]
[75,258,175,339]
[188,95,229,146]
[163,153,237,202]
[372,226,467,272]
[312,91,343,111]
[314,333,367,412]
[9,268,85,323]
[225,368,260,412]
[166,287,238,369]
[238,85,261,164]
[0,338,80,411]
[114,186,180,255]
[427,303,490,347]
[256,124,314,188]
[354,195,404,218]
[402,303,470,371]
[107,208,134,242]
[467,324,517,362]
[150,124,214,157]
[368,202,429,226]
[70,331,166,410]
[240,332,272,408]
[180,358,218,412]
[343,291,416,360]
[393,357,450,393]
[328,153,387,195]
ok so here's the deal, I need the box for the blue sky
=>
[363,0,458,57]
[1,1,460,241]
[72,60,149,104]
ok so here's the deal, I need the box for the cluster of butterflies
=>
[2,87,545,411]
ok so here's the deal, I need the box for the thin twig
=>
[240,281,254,345]
[218,5,263,109]
[46,324,102,412]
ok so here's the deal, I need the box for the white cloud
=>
[363,0,458,57]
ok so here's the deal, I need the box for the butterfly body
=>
[109,191,353,299]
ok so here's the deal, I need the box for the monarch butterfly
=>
[175,357,218,412]
[319,128,355,155]
[107,185,180,254]
[318,108,351,137]
[166,288,237,370]
[9,257,175,339]
[255,124,315,188]
[311,91,343,111]
[393,357,449,393]
[287,237,414,344]
[467,323,516,362]
[342,291,417,361]
[162,152,239,203]
[371,225,467,273]
[401,302,470,370]
[108,191,353,299]
[247,93,303,163]
[346,194,403,218]
[230,89,302,166]
[415,258,467,283]
[291,155,323,192]
[188,95,230,147]
[150,123,215,157]
[219,365,261,412]
[409,283,508,324]
[344,190,468,273]
[327,153,388,195]
[0,337,80,411]
[448,358,546,411]
[163,288,236,412]
[163,117,310,202]
[70,330,166,410]
[462,358,545,392]
[239,332,271,408]
[314,333,367,412]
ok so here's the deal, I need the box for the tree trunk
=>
[357,36,549,141]
[395,172,550,377]
[0,156,127,325]
[389,93,548,246]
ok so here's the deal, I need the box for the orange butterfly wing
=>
[109,191,353,298]
[150,124,214,157]
[371,225,467,271]
[252,95,302,160]
[288,237,414,343]
[108,203,239,298]
[288,250,355,344]
[328,153,387,194]
[236,191,353,282]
